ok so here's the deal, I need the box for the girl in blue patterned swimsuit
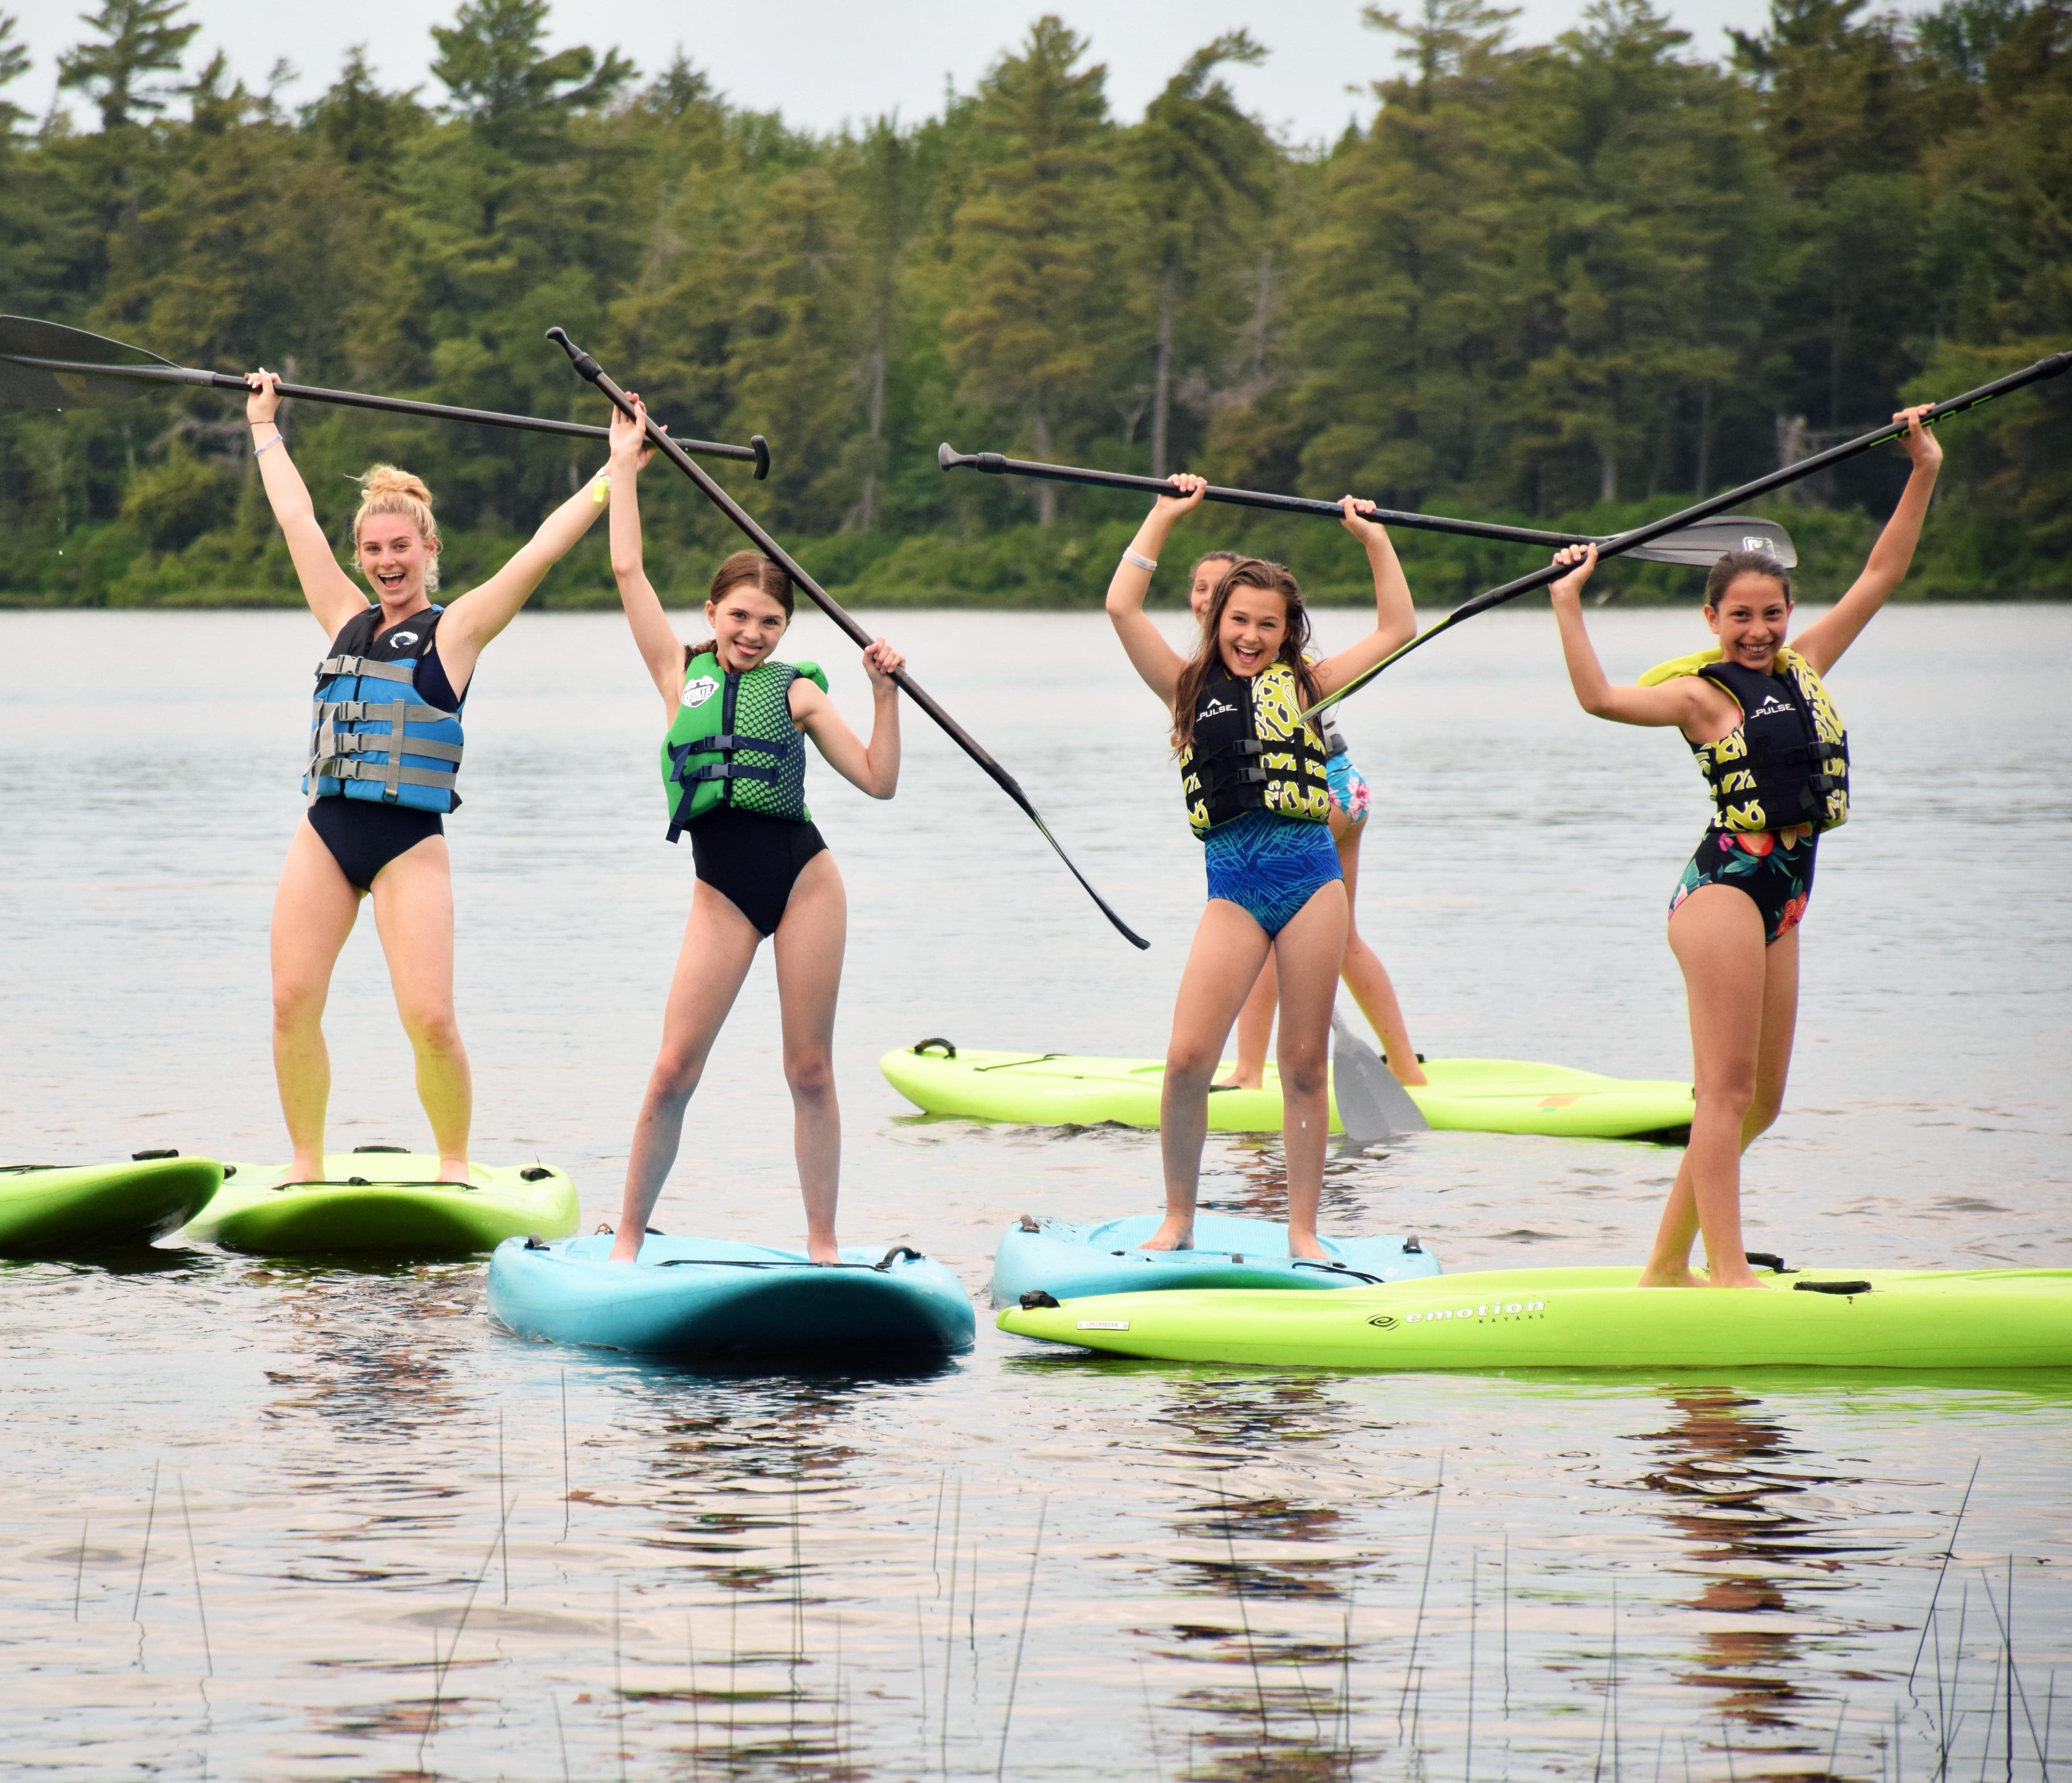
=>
[1106,477,1418,1260]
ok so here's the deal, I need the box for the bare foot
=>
[1389,1060,1429,1087]
[1702,1266,1764,1289]
[1288,1233,1329,1262]
[1215,1073,1264,1091]
[1636,1266,1706,1288]
[608,1235,642,1263]
[274,1154,325,1187]
[1137,1216,1195,1252]
[806,1236,842,1265]
[436,1156,471,1187]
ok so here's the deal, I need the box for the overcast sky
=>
[12,0,1804,143]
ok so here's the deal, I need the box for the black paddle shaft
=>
[545,327,1150,950]
[942,443,1586,547]
[0,318,769,473]
[1311,348,2072,717]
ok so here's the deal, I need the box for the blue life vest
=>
[305,605,466,813]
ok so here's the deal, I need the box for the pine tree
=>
[430,0,633,156]
[56,0,198,131]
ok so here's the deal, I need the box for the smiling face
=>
[706,584,792,672]
[1704,573,1793,672]
[356,516,437,608]
[1189,558,1234,622]
[1216,587,1289,678]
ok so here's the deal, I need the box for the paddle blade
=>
[0,315,175,410]
[1623,515,1797,569]
[1330,1008,1429,1142]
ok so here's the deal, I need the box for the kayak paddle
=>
[938,442,1796,568]
[1332,1007,1430,1143]
[0,315,771,476]
[545,325,1150,951]
[1307,348,2072,719]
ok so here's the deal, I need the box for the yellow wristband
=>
[590,471,611,505]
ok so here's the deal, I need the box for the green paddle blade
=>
[0,315,176,410]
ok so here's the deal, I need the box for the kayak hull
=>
[996,1265,2072,1371]
[0,1156,223,1254]
[990,1212,1441,1307]
[882,1047,1693,1142]
[185,1153,579,1254]
[488,1233,978,1358]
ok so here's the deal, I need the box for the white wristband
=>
[254,431,283,456]
[1122,549,1157,573]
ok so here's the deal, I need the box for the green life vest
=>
[660,651,827,842]
[1638,644,1849,835]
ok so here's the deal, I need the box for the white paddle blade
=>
[1330,1009,1430,1142]
[1623,515,1798,570]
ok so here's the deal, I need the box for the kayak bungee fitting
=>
[488,1232,977,1358]
[883,1041,1694,1143]
[183,1147,579,1254]
[0,1151,223,1255]
[990,1211,1441,1307]
[997,1261,2072,1371]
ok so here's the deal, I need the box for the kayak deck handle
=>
[1402,1236,1424,1254]
[912,1037,957,1059]
[1291,1259,1394,1286]
[524,1233,550,1250]
[875,1246,925,1271]
[1020,1290,1062,1310]
[352,1144,410,1154]
[131,1148,181,1160]
[1746,1250,1797,1274]
[519,1166,555,1182]
[1795,1278,1872,1295]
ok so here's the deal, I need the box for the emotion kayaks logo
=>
[1368,1298,1546,1330]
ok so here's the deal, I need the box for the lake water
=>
[3,603,2068,1781]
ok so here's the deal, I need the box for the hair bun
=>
[357,463,435,507]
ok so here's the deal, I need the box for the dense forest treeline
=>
[1,0,2068,609]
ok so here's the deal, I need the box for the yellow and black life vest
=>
[1639,645,1849,834]
[1178,660,1333,839]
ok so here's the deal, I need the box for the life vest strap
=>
[317,654,417,685]
[323,759,462,791]
[316,698,456,728]
[312,729,464,765]
[680,762,781,787]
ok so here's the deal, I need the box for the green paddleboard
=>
[0,1153,223,1255]
[999,1264,2072,1371]
[881,1044,1694,1142]
[184,1149,580,1254]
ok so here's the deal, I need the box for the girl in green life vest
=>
[1107,475,1419,1261]
[1546,404,1941,1290]
[603,397,904,1265]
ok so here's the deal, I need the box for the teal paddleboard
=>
[0,1152,222,1255]
[488,1232,977,1358]
[185,1148,579,1254]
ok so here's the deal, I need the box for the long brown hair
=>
[684,550,796,665]
[1171,558,1321,752]
[1703,548,1793,609]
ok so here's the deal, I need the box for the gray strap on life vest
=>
[327,760,461,793]
[316,698,455,727]
[318,654,417,686]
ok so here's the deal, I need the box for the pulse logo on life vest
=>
[1197,695,1240,719]
[680,675,719,710]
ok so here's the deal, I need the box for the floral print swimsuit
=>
[1670,824,1816,944]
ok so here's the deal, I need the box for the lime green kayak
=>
[184,1149,580,1254]
[998,1264,2072,1370]
[881,1043,1694,1142]
[0,1153,223,1255]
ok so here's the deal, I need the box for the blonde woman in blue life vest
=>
[1546,404,1942,1290]
[1107,475,1418,1260]
[602,397,904,1265]
[246,369,610,1187]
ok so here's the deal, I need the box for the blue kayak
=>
[487,1232,977,1358]
[990,1212,1441,1308]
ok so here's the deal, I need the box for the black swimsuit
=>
[307,612,465,893]
[687,806,829,937]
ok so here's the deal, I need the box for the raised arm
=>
[1311,499,1420,696]
[1546,545,1710,729]
[1105,476,1208,706]
[434,452,614,690]
[794,641,904,799]
[600,397,680,718]
[246,371,366,637]
[1789,405,1941,676]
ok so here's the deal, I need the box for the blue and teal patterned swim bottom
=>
[1202,809,1343,937]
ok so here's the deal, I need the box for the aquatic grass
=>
[941,1474,961,1775]
[72,1516,87,1620]
[559,1368,571,1542]
[1215,1476,1270,1748]
[1138,1654,1165,1782]
[684,1612,701,1776]
[177,1476,212,1678]
[1400,1451,1444,1735]
[416,1500,510,1773]
[1912,1458,1982,1690]
[498,1408,510,1606]
[995,1494,1048,1783]
[613,1580,628,1783]
[1466,1548,1479,1783]
[1978,1559,2049,1779]
[1829,1696,1850,1779]
[552,1689,571,1782]
[132,1459,159,1622]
